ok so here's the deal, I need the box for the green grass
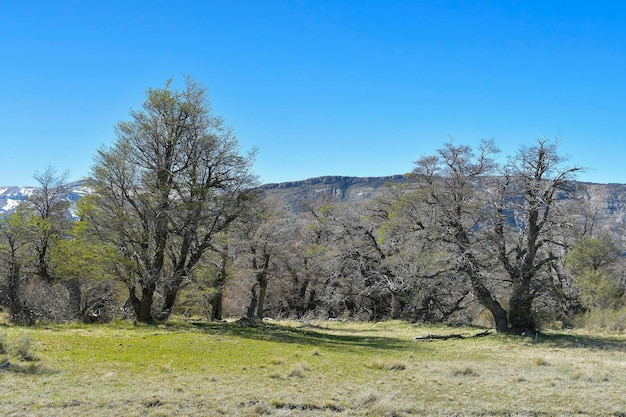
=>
[1,319,626,416]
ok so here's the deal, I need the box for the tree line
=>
[1,78,624,334]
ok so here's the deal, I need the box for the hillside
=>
[3,176,626,237]
[261,176,626,233]
[259,175,408,214]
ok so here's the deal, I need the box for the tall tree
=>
[411,140,509,331]
[89,77,258,323]
[28,167,71,283]
[232,198,288,319]
[24,167,84,320]
[411,139,581,333]
[493,139,582,332]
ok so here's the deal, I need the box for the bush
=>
[9,333,36,361]
[574,307,626,332]
[0,332,6,354]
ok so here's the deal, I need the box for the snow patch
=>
[2,199,21,212]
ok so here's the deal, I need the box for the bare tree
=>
[492,139,582,332]
[410,139,509,332]
[231,198,289,319]
[29,167,71,283]
[410,139,582,333]
[24,167,87,320]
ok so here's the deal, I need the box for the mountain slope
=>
[0,180,91,218]
[3,176,626,239]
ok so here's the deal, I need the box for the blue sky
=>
[1,1,625,186]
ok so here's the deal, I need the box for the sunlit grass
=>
[0,319,625,416]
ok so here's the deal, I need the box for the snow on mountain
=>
[0,180,91,218]
[2,199,22,212]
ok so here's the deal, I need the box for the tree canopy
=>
[88,77,258,323]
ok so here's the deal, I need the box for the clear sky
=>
[1,1,625,186]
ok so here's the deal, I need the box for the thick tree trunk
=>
[134,284,156,324]
[159,270,192,320]
[463,253,509,333]
[478,292,509,333]
[469,269,508,332]
[159,286,178,320]
[211,253,228,321]
[508,278,535,334]
[7,260,34,326]
[211,292,223,321]
[255,252,270,319]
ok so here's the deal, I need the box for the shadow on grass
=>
[183,319,417,351]
[533,332,626,352]
[0,360,53,375]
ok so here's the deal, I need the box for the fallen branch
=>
[0,361,10,370]
[414,330,492,341]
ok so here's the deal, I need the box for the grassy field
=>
[1,319,626,416]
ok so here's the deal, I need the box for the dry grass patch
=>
[269,356,285,365]
[450,365,478,377]
[286,362,310,378]
[364,358,407,371]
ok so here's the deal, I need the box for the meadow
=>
[1,319,626,416]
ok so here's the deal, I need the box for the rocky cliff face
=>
[260,175,409,213]
[573,182,626,239]
[3,176,626,236]
[261,176,626,236]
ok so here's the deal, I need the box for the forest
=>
[1,78,625,335]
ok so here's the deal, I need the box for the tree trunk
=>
[390,292,404,320]
[62,278,82,321]
[255,252,270,319]
[478,292,509,333]
[508,278,535,334]
[211,253,229,321]
[463,253,509,333]
[135,284,156,324]
[159,290,177,320]
[256,271,267,319]
[7,261,34,326]
[247,284,259,319]
[469,270,508,332]
[158,279,187,321]
[211,292,223,321]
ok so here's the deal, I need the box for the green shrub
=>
[574,307,626,332]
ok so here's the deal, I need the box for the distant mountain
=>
[0,180,91,218]
[259,175,409,214]
[3,176,626,242]
[261,176,626,241]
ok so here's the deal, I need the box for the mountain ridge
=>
[0,180,91,218]
[3,176,626,237]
